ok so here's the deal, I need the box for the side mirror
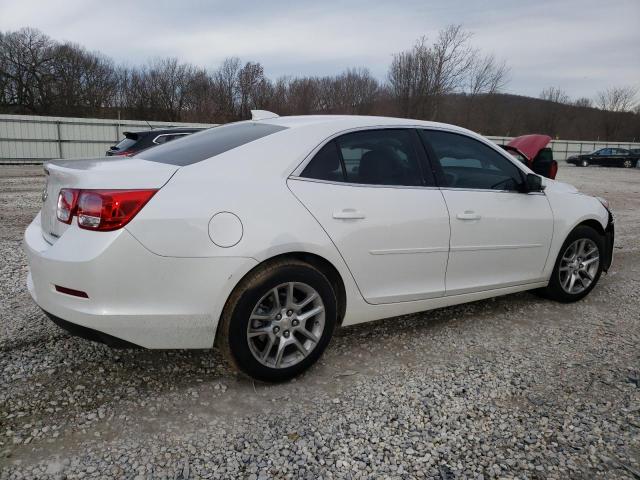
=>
[523,173,544,193]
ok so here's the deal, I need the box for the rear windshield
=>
[112,137,137,151]
[137,122,287,166]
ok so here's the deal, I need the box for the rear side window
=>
[420,130,523,191]
[138,123,287,166]
[302,129,425,187]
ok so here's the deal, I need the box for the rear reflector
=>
[55,285,89,298]
[56,189,157,231]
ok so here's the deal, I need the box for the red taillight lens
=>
[549,161,558,180]
[56,188,79,223]
[56,189,157,231]
[77,190,157,231]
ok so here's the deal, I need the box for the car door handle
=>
[456,211,481,221]
[333,209,366,220]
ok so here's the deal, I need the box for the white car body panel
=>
[441,189,553,294]
[23,115,612,349]
[287,178,450,304]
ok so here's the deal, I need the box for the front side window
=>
[138,123,287,165]
[301,129,424,187]
[420,130,524,191]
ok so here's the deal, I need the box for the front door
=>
[419,129,554,295]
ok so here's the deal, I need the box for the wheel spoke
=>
[250,313,271,321]
[582,256,599,267]
[297,327,319,343]
[581,269,593,281]
[297,305,324,322]
[260,336,275,361]
[271,287,281,310]
[292,338,307,357]
[295,292,318,310]
[285,282,295,308]
[274,338,287,367]
[248,327,271,338]
[567,273,577,293]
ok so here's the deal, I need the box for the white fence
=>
[1,114,639,164]
[0,114,215,163]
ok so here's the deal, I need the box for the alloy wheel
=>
[558,238,600,294]
[246,282,325,369]
[623,159,632,168]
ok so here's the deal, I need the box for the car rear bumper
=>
[24,212,257,349]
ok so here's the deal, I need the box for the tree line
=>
[1,26,638,141]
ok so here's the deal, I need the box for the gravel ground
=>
[1,163,639,479]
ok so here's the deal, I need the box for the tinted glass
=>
[301,141,344,181]
[337,129,423,186]
[138,122,287,165]
[420,130,523,191]
[112,137,137,151]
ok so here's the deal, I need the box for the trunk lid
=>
[41,157,178,243]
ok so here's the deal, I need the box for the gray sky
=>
[1,0,638,99]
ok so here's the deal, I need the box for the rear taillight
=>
[549,161,558,179]
[56,189,157,231]
[56,188,79,224]
[113,149,137,157]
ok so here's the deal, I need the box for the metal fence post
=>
[56,121,63,159]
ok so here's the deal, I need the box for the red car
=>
[501,134,558,179]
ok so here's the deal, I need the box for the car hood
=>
[507,134,552,161]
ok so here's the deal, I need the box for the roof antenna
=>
[145,120,153,130]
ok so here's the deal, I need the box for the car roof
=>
[260,114,467,132]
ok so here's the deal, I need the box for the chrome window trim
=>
[288,176,545,195]
[152,133,190,145]
[287,175,440,191]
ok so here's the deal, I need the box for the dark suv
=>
[106,127,206,157]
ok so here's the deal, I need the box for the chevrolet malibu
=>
[24,113,614,382]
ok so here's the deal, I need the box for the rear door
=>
[419,129,553,295]
[288,128,450,304]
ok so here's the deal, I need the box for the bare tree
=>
[237,61,266,119]
[540,87,570,104]
[212,57,241,121]
[573,97,592,108]
[389,25,492,120]
[595,86,638,112]
[595,86,638,139]
[466,54,509,96]
[0,28,56,113]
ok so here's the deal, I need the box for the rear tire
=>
[218,259,337,382]
[541,225,604,303]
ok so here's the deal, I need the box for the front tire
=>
[218,259,337,382]
[541,225,604,302]
[623,159,633,168]
[580,159,589,167]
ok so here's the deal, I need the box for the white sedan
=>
[24,113,614,382]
